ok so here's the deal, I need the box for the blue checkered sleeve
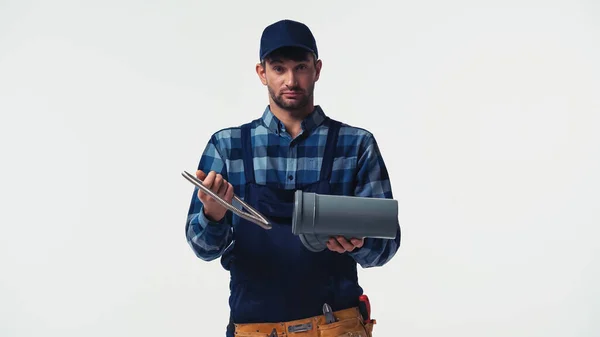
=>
[348,135,401,268]
[185,136,234,262]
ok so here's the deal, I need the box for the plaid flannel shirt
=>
[185,105,400,268]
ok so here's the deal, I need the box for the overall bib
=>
[225,118,363,336]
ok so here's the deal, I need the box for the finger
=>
[213,174,224,193]
[203,171,216,190]
[350,238,364,248]
[198,171,216,201]
[196,169,207,180]
[224,183,234,202]
[216,178,228,196]
[336,236,355,251]
[327,237,345,253]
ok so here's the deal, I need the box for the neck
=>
[269,102,315,138]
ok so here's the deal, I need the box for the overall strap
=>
[240,123,256,184]
[319,118,342,181]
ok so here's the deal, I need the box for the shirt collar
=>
[261,105,327,136]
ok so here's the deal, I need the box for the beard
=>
[268,82,314,111]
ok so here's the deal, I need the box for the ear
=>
[314,59,322,82]
[256,62,267,85]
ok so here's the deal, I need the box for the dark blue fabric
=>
[225,118,363,336]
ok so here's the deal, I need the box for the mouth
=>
[282,91,303,98]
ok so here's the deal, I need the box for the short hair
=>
[261,46,318,67]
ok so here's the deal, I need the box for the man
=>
[185,19,401,337]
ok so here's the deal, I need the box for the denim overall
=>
[224,118,363,336]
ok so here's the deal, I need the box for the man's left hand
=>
[327,236,364,253]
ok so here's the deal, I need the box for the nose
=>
[284,70,298,88]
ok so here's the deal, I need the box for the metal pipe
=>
[181,171,272,230]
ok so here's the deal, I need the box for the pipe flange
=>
[299,233,328,252]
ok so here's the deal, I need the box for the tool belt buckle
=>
[267,322,313,336]
[288,322,313,333]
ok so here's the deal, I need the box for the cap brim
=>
[261,44,317,60]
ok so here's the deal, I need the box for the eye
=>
[273,66,284,73]
[297,64,307,71]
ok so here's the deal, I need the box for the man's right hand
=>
[196,170,234,222]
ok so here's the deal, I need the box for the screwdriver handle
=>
[358,295,371,322]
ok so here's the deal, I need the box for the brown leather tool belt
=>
[233,307,375,337]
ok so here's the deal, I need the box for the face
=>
[256,54,322,111]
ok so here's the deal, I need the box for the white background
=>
[1,0,599,336]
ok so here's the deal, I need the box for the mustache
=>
[281,88,304,94]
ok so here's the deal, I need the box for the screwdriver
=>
[358,294,371,323]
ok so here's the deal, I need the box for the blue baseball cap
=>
[259,19,318,61]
